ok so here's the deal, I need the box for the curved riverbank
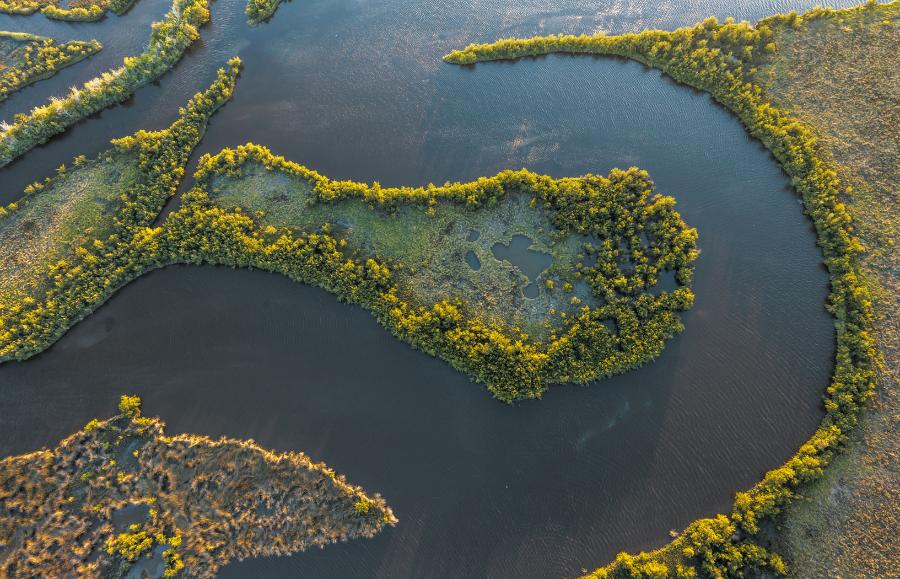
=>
[444,1,889,575]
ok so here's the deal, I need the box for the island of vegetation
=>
[447,0,895,576]
[0,0,137,21]
[0,32,100,103]
[0,0,211,167]
[245,0,282,25]
[0,395,396,578]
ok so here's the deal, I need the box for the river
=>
[0,0,857,576]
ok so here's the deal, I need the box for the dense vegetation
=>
[173,146,697,401]
[0,0,211,167]
[0,58,242,361]
[446,1,890,575]
[0,0,136,21]
[0,32,100,102]
[0,395,396,577]
[245,0,281,25]
[0,112,697,402]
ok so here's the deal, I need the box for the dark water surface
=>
[0,0,857,576]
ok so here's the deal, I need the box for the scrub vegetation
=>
[0,0,136,21]
[0,58,242,361]
[0,395,396,577]
[446,0,894,576]
[201,146,695,338]
[0,32,101,103]
[176,146,697,401]
[245,0,281,25]
[0,122,697,402]
[0,0,211,167]
[0,51,697,403]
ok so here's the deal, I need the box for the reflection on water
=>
[0,0,853,576]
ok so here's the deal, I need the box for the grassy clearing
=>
[0,152,139,304]
[208,162,596,336]
[756,5,899,576]
[0,32,101,103]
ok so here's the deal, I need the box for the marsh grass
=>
[0,395,396,577]
[754,5,900,576]
[0,152,139,304]
[208,162,598,336]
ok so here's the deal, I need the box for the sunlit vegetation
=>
[176,146,696,400]
[0,0,212,167]
[0,149,140,305]
[245,0,281,25]
[0,395,396,577]
[0,115,697,402]
[757,4,898,576]
[0,0,136,21]
[446,0,893,576]
[0,32,100,103]
[0,58,242,359]
[0,50,697,403]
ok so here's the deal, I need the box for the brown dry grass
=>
[756,5,899,576]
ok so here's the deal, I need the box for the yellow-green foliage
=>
[0,59,242,362]
[0,0,136,19]
[755,5,899,576]
[118,394,141,418]
[446,0,886,575]
[0,32,101,103]
[177,144,696,401]
[0,148,141,305]
[245,0,281,24]
[0,54,696,402]
[0,0,211,167]
[105,527,153,562]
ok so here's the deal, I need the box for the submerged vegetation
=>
[0,0,211,167]
[0,0,136,21]
[0,32,101,103]
[0,395,396,577]
[446,0,895,575]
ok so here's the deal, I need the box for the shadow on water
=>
[0,0,858,576]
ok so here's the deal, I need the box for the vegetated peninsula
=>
[0,0,137,21]
[0,395,397,578]
[0,125,698,402]
[0,0,212,167]
[446,0,895,576]
[0,57,242,327]
[0,32,101,103]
